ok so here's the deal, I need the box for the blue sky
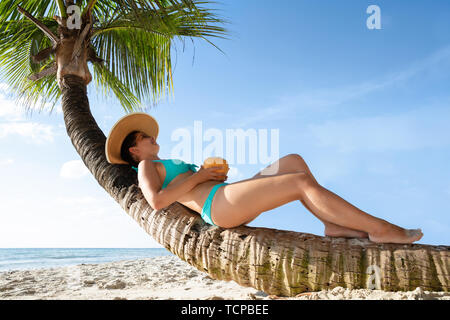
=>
[1,0,449,247]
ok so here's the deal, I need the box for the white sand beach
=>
[0,256,448,300]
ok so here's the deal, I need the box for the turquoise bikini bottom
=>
[201,183,229,227]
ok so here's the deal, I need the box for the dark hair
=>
[120,130,140,167]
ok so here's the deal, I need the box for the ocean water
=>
[0,248,174,272]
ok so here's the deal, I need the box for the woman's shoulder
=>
[137,159,163,170]
[136,160,164,184]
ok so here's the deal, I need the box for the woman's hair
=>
[120,130,140,167]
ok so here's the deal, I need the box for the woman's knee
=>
[285,153,308,167]
[294,171,318,192]
[286,153,304,161]
[284,153,310,172]
[286,153,319,184]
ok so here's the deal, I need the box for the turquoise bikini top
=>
[132,159,199,189]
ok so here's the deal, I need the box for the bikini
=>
[132,159,228,227]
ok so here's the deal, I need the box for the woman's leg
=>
[247,154,368,238]
[297,181,423,243]
[213,158,423,244]
[212,172,307,228]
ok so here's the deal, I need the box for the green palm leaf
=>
[0,0,229,113]
[0,17,60,113]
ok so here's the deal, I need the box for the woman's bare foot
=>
[368,222,423,244]
[324,223,369,239]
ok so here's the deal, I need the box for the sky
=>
[1,0,449,247]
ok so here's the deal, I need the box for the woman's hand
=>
[193,165,228,184]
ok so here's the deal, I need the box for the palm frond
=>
[91,22,174,106]
[92,61,142,112]
[0,0,58,21]
[0,17,59,114]
[90,1,228,107]
[0,0,229,113]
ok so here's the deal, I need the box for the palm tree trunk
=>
[60,74,450,296]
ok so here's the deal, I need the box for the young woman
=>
[106,113,423,244]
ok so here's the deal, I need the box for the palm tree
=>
[0,0,448,296]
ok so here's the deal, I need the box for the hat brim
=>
[105,112,159,165]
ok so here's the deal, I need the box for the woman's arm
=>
[137,159,201,210]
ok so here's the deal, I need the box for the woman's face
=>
[130,131,160,160]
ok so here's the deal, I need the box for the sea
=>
[0,248,175,272]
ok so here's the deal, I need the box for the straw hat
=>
[105,112,159,165]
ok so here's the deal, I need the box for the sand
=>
[0,256,448,300]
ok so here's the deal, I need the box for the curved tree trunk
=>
[60,74,450,296]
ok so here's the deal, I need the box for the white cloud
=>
[59,160,90,179]
[0,83,59,144]
[0,81,62,115]
[0,158,14,166]
[0,121,56,144]
[0,92,26,121]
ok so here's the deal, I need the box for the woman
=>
[105,112,423,244]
